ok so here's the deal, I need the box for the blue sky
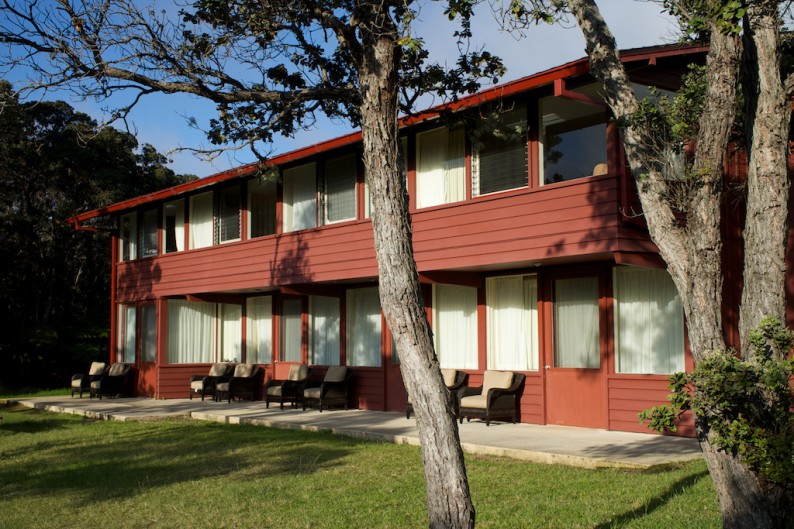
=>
[23,1,677,178]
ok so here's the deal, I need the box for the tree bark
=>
[739,0,790,354]
[566,2,793,528]
[354,4,476,528]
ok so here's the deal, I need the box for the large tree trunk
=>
[354,5,476,528]
[567,2,792,528]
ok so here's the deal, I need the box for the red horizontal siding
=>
[607,376,695,436]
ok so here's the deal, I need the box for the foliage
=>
[640,318,794,485]
[0,82,194,388]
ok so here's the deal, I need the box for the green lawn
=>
[0,387,70,399]
[0,404,719,529]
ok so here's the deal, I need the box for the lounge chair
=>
[302,366,352,412]
[189,363,235,401]
[71,362,108,398]
[90,363,134,399]
[406,368,467,419]
[265,364,311,409]
[214,364,263,403]
[457,370,525,426]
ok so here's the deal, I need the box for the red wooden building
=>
[69,44,737,436]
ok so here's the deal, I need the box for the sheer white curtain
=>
[118,305,137,363]
[141,305,157,363]
[281,299,303,362]
[167,300,217,363]
[433,284,478,369]
[189,192,214,249]
[220,304,242,362]
[615,268,684,374]
[346,288,382,367]
[310,296,340,365]
[486,275,538,371]
[283,163,317,232]
[416,127,465,208]
[246,296,272,364]
[554,277,600,368]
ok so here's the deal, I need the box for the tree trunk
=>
[739,1,790,354]
[354,5,476,528]
[566,2,794,528]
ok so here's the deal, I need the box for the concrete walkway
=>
[9,396,702,470]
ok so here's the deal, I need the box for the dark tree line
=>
[0,82,194,389]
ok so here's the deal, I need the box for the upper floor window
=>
[217,186,241,243]
[248,178,276,238]
[283,163,317,232]
[139,208,159,258]
[163,200,185,253]
[119,213,137,261]
[323,155,357,224]
[416,126,465,208]
[472,104,528,196]
[539,84,608,185]
[189,191,214,249]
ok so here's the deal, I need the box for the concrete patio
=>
[8,396,703,470]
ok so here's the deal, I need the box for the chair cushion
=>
[90,380,102,389]
[304,387,322,400]
[108,363,126,377]
[287,364,308,381]
[71,379,83,388]
[324,366,347,383]
[216,382,230,392]
[209,363,229,377]
[234,364,255,378]
[88,362,107,376]
[460,395,488,409]
[440,368,458,387]
[482,370,513,394]
[190,380,205,391]
[266,386,283,397]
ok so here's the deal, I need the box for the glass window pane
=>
[433,284,478,370]
[346,288,382,367]
[218,186,241,243]
[247,296,273,364]
[220,304,242,362]
[248,178,276,238]
[324,155,357,223]
[139,208,158,258]
[118,305,137,364]
[473,105,528,196]
[553,277,600,368]
[189,192,214,249]
[310,296,340,365]
[540,84,607,185]
[416,127,465,208]
[163,200,184,253]
[141,305,157,363]
[615,268,684,374]
[167,300,217,364]
[283,163,317,232]
[486,275,538,371]
[119,213,137,261]
[281,299,303,362]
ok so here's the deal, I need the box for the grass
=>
[0,387,70,399]
[0,404,720,529]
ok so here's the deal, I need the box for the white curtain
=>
[141,305,157,363]
[246,296,272,364]
[310,296,341,365]
[283,163,317,232]
[416,127,465,208]
[433,284,478,370]
[220,304,242,362]
[119,213,137,261]
[281,299,303,362]
[554,277,600,368]
[118,305,137,363]
[189,192,214,249]
[615,268,684,374]
[346,287,382,367]
[486,275,538,371]
[167,300,216,364]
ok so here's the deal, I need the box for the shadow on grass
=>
[593,469,710,529]
[0,408,354,508]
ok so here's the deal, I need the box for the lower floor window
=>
[614,267,684,374]
[486,275,539,371]
[117,304,137,363]
[246,296,272,364]
[140,305,156,363]
[167,300,217,364]
[346,288,382,367]
[310,295,341,365]
[553,276,600,368]
[433,284,478,370]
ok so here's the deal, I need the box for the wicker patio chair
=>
[405,368,467,419]
[189,363,235,401]
[214,364,263,403]
[302,366,353,412]
[265,364,311,409]
[457,370,525,426]
[71,362,108,398]
[90,363,134,399]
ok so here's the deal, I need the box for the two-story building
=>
[69,44,748,436]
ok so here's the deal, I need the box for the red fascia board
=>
[68,44,708,227]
